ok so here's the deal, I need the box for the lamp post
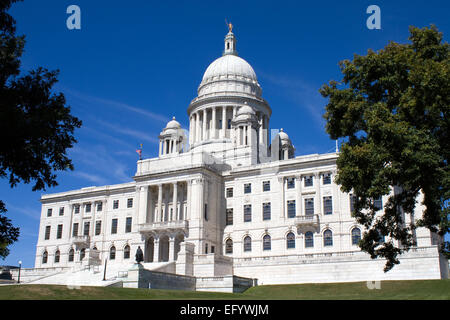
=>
[18,261,22,284]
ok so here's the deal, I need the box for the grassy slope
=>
[0,280,449,300]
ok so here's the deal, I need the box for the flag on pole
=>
[136,144,143,160]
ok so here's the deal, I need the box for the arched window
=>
[286,232,295,249]
[263,235,271,251]
[68,248,74,262]
[54,250,60,263]
[124,245,130,259]
[351,227,361,245]
[243,236,252,252]
[110,246,116,260]
[80,248,85,260]
[305,232,314,248]
[323,230,333,247]
[42,251,48,264]
[225,239,233,254]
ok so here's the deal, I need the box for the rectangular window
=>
[226,208,233,226]
[83,222,90,236]
[97,202,103,212]
[244,183,252,194]
[204,204,208,221]
[125,217,132,233]
[323,196,333,215]
[95,221,101,236]
[44,226,51,240]
[305,198,314,216]
[111,218,118,234]
[56,224,63,239]
[350,194,356,213]
[59,207,64,216]
[263,202,271,220]
[113,200,119,209]
[227,119,231,129]
[72,223,79,237]
[373,197,383,211]
[226,187,233,198]
[287,177,295,189]
[262,181,270,192]
[74,205,80,214]
[304,175,313,187]
[323,173,331,185]
[244,204,252,222]
[47,208,52,217]
[127,198,133,208]
[287,200,296,218]
[85,203,91,213]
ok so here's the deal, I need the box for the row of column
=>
[159,138,179,156]
[278,173,324,218]
[138,182,190,225]
[148,234,184,263]
[189,106,269,145]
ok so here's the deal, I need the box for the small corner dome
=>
[278,129,291,144]
[237,103,255,115]
[165,117,181,129]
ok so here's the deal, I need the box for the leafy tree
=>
[0,0,82,259]
[320,25,449,271]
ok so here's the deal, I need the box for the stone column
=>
[258,114,263,144]
[153,237,160,262]
[157,184,163,222]
[173,182,178,221]
[187,180,192,220]
[315,172,321,216]
[189,116,193,145]
[202,109,207,140]
[159,141,162,157]
[279,177,285,219]
[296,175,303,217]
[148,187,153,223]
[196,112,201,143]
[221,106,227,138]
[138,186,148,225]
[169,237,176,261]
[212,107,217,139]
[248,125,253,146]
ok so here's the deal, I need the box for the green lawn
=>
[0,279,448,300]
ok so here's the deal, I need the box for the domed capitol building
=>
[19,27,448,290]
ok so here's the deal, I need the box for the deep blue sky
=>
[2,0,449,267]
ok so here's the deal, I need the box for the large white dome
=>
[201,55,258,84]
[197,32,262,98]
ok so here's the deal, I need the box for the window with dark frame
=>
[97,202,103,212]
[85,203,91,213]
[226,187,233,198]
[286,232,295,249]
[287,177,295,189]
[243,236,252,252]
[127,198,133,208]
[110,246,116,260]
[74,205,80,214]
[68,249,74,262]
[59,207,64,216]
[111,218,118,234]
[244,204,252,222]
[113,200,119,209]
[373,197,383,211]
[124,245,130,259]
[125,217,132,233]
[72,223,79,237]
[262,181,270,192]
[305,198,314,216]
[226,208,233,226]
[287,200,296,218]
[323,173,331,185]
[263,202,271,221]
[351,227,361,245]
[225,239,233,254]
[54,250,60,263]
[95,221,101,236]
[263,235,271,251]
[323,196,333,215]
[324,230,333,246]
[56,224,63,239]
[83,222,90,236]
[47,208,52,217]
[44,226,51,240]
[244,183,252,194]
[42,251,48,264]
[305,231,314,248]
[304,175,313,187]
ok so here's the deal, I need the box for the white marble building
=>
[32,29,448,287]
